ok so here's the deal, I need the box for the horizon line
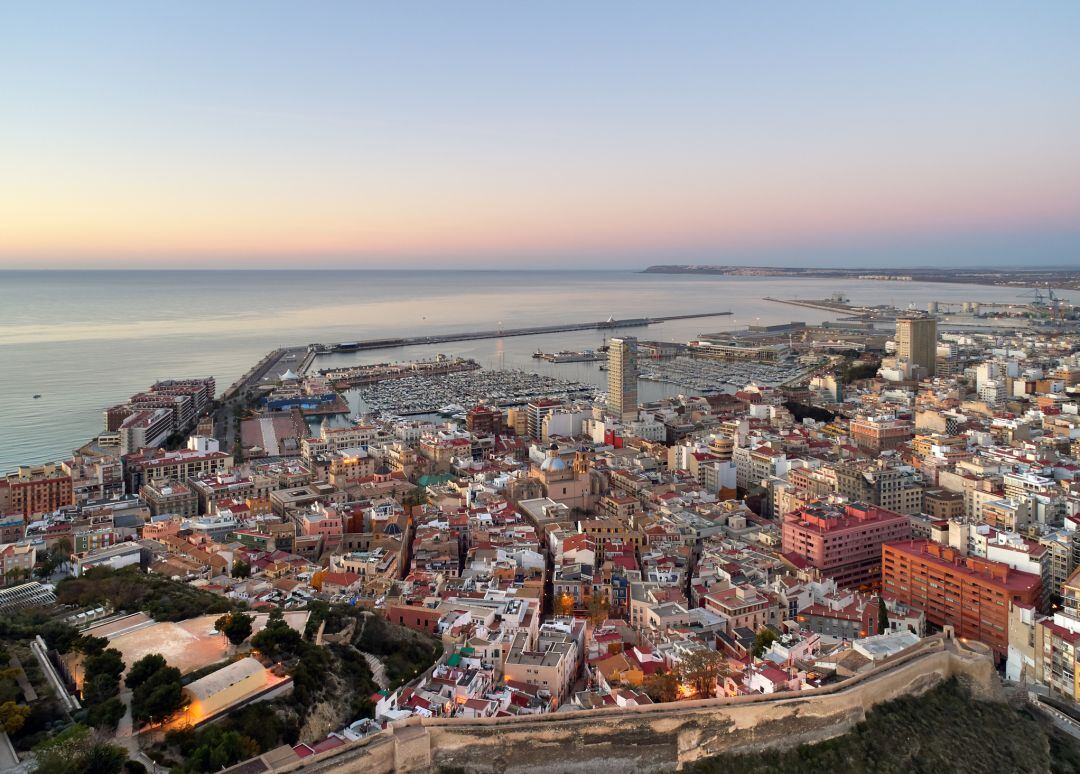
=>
[1,264,1078,273]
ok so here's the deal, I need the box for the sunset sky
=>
[1,1,1078,269]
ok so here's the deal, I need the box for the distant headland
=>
[641,264,1080,290]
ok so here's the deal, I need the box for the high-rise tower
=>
[896,316,938,378]
[607,337,638,420]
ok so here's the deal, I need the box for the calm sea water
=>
[1,270,1071,472]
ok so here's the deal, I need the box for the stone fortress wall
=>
[258,632,999,773]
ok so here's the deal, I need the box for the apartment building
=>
[782,501,911,589]
[0,464,74,517]
[882,540,1041,658]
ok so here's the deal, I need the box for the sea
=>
[1,269,1074,473]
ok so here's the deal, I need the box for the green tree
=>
[83,649,124,681]
[86,696,125,731]
[215,612,254,648]
[232,560,251,579]
[132,673,183,725]
[0,700,30,733]
[170,726,260,773]
[877,595,890,635]
[79,742,127,774]
[75,634,109,656]
[127,655,184,726]
[125,653,167,691]
[250,608,301,661]
[752,628,778,659]
[82,672,120,706]
[81,648,124,707]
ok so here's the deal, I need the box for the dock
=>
[308,311,732,358]
[321,357,482,388]
[532,349,606,363]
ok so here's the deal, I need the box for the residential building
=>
[782,501,911,589]
[0,464,74,517]
[882,540,1041,658]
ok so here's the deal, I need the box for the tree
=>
[75,634,109,656]
[84,648,124,682]
[677,650,729,699]
[251,608,301,661]
[86,696,125,731]
[643,672,679,704]
[215,612,254,648]
[752,628,778,659]
[126,655,184,726]
[37,540,72,579]
[176,727,260,773]
[587,593,610,625]
[0,700,30,733]
[553,593,575,617]
[53,537,73,559]
[82,648,124,708]
[78,742,127,774]
[125,653,167,691]
[82,673,120,706]
[877,595,890,635]
[231,560,251,579]
[32,724,126,774]
[131,672,183,725]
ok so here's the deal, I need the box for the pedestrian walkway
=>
[362,652,389,690]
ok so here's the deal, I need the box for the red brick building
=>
[0,465,74,518]
[882,540,1041,658]
[781,501,911,589]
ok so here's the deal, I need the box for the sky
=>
[1,1,1079,270]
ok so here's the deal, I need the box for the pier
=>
[307,311,733,359]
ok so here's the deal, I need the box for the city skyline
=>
[2,1,1079,269]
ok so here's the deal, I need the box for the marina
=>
[349,368,597,416]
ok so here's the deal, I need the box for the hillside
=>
[687,678,1080,774]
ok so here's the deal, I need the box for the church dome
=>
[540,455,567,473]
